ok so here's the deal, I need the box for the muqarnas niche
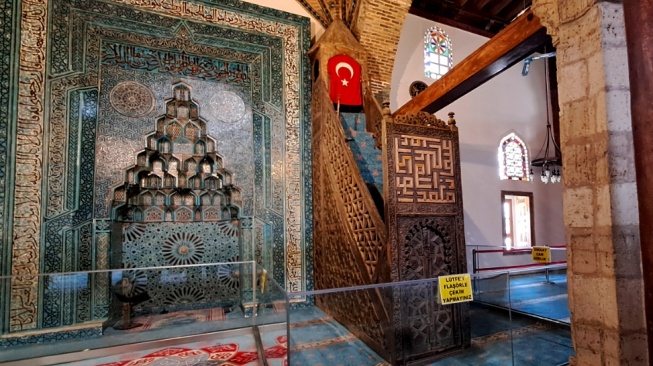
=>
[109,83,245,315]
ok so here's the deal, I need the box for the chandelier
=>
[525,50,561,184]
[530,121,561,184]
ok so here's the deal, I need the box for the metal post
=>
[472,248,479,293]
[507,271,515,365]
[252,261,257,318]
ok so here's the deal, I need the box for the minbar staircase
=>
[310,19,469,365]
[341,113,384,217]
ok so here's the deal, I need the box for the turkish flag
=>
[328,54,362,106]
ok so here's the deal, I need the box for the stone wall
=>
[533,1,648,365]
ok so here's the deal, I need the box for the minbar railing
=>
[311,75,392,360]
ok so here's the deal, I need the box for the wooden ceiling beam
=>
[474,0,494,10]
[409,7,496,38]
[438,0,509,25]
[393,10,549,115]
[489,0,516,16]
[347,0,360,27]
[317,0,333,23]
[502,1,532,21]
[410,0,511,37]
[296,0,329,27]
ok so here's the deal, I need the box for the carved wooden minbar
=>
[310,19,469,365]
[310,19,393,361]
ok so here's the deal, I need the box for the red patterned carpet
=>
[98,335,287,366]
[120,308,226,333]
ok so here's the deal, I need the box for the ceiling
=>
[295,0,533,38]
[410,0,533,38]
[295,0,361,28]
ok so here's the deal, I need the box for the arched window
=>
[424,27,453,80]
[499,132,529,181]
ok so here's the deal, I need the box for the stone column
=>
[533,1,648,365]
[623,0,653,357]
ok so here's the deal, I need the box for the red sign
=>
[327,54,362,106]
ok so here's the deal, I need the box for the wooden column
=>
[623,0,653,355]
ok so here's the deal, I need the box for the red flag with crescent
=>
[327,54,362,106]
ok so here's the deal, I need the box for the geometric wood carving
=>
[311,76,391,360]
[385,112,470,363]
[394,135,456,204]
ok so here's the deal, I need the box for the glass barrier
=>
[506,265,573,366]
[508,265,569,323]
[286,275,516,366]
[0,261,261,364]
[0,264,572,365]
[474,264,569,322]
[255,275,288,327]
[468,244,568,275]
[256,276,290,365]
[473,265,572,365]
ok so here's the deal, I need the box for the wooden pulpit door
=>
[384,112,470,362]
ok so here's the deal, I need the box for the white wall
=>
[241,0,325,40]
[391,14,566,271]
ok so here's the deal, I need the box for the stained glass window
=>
[499,132,529,181]
[424,27,453,80]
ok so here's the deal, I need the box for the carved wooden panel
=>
[395,217,464,358]
[312,77,391,360]
[312,77,388,282]
[394,135,456,204]
[385,115,469,362]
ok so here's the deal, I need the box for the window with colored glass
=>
[499,132,529,181]
[424,27,453,80]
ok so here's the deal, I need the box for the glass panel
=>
[0,261,571,365]
[467,246,572,364]
[256,275,289,365]
[287,276,514,365]
[0,261,257,364]
[256,273,287,327]
[507,267,573,365]
[507,265,570,323]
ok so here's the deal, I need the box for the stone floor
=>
[474,269,570,324]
